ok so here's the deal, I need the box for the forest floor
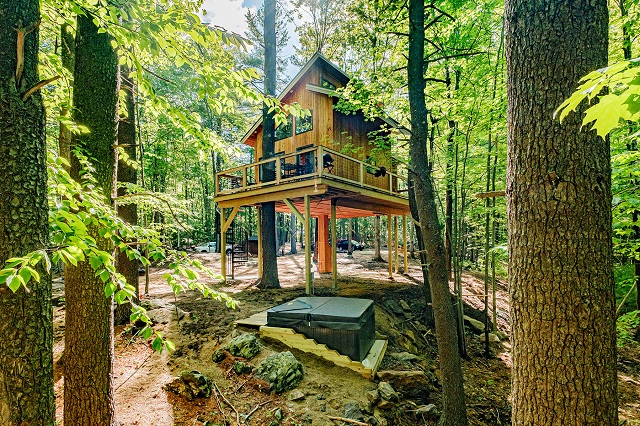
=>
[51,249,640,425]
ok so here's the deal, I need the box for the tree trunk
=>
[373,216,383,261]
[290,213,297,254]
[259,0,280,288]
[64,11,119,426]
[407,0,467,424]
[505,1,617,424]
[58,23,74,166]
[114,66,138,326]
[0,2,54,424]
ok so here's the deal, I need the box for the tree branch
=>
[15,19,41,84]
[22,76,60,101]
[426,51,484,63]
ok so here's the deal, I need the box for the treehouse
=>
[215,53,411,292]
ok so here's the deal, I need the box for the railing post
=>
[242,167,247,188]
[317,145,323,178]
[359,162,364,185]
[276,158,281,183]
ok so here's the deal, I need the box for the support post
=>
[331,199,337,289]
[387,215,393,279]
[257,207,262,278]
[221,207,227,282]
[403,215,408,273]
[394,216,399,274]
[317,215,332,273]
[304,194,312,294]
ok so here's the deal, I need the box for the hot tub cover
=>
[267,297,374,330]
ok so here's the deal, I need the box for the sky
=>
[201,0,301,79]
[201,0,261,36]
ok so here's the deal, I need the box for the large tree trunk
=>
[0,2,54,424]
[259,0,280,288]
[114,66,139,326]
[407,0,467,424]
[505,1,617,424]
[64,11,119,426]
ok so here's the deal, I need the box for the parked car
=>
[337,239,365,251]
[194,242,234,254]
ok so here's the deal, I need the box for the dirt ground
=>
[51,249,640,425]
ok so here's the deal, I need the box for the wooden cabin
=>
[215,53,411,291]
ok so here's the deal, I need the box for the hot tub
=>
[266,297,375,361]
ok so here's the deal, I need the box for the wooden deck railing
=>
[215,146,409,199]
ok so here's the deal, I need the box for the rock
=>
[165,370,211,400]
[255,351,304,394]
[211,348,227,363]
[384,300,405,316]
[268,421,279,426]
[389,352,419,363]
[415,403,439,419]
[478,332,501,343]
[404,330,416,343]
[273,408,283,420]
[398,299,412,312]
[234,361,253,375]
[377,382,399,402]
[396,335,418,354]
[316,393,325,400]
[367,389,380,404]
[377,399,395,410]
[463,315,485,334]
[320,403,326,412]
[377,370,432,403]
[375,331,388,340]
[496,331,509,341]
[145,304,186,325]
[226,333,261,359]
[288,389,305,401]
[373,409,388,425]
[344,401,364,421]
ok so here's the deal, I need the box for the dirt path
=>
[51,249,639,425]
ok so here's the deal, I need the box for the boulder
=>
[165,370,211,400]
[384,300,405,316]
[463,315,485,334]
[415,404,439,420]
[377,381,399,402]
[226,333,260,359]
[288,389,305,401]
[377,370,432,403]
[389,352,419,363]
[211,348,227,363]
[255,351,303,394]
[398,299,412,312]
[344,401,364,421]
[366,389,380,404]
[234,360,253,375]
[478,332,501,343]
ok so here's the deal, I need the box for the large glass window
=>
[295,110,313,135]
[274,115,293,141]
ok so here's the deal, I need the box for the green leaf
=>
[104,281,117,298]
[6,275,20,292]
[18,267,32,285]
[89,255,103,270]
[151,337,163,352]
[142,326,153,339]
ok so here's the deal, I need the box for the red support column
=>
[317,214,332,273]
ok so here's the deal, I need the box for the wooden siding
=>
[331,110,392,191]
[254,68,337,161]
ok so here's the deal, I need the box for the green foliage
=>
[3,150,235,353]
[556,59,640,138]
[617,310,640,346]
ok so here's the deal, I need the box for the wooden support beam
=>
[222,205,239,233]
[387,215,393,279]
[475,190,505,199]
[331,200,337,289]
[394,216,399,274]
[221,207,227,282]
[283,198,304,223]
[257,207,262,278]
[403,215,408,273]
[304,194,312,294]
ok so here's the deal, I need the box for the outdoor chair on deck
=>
[323,153,334,173]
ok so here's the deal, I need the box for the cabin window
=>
[321,77,336,91]
[274,115,293,141]
[295,110,313,135]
